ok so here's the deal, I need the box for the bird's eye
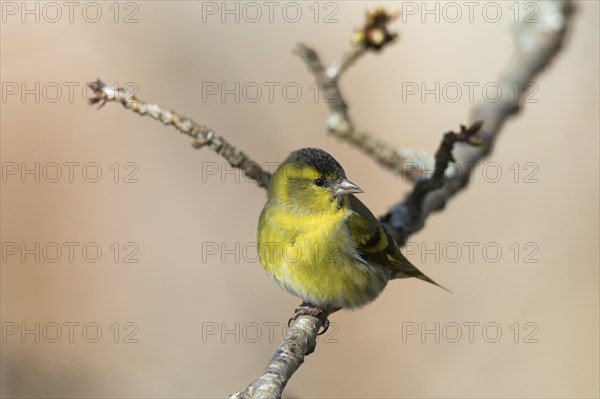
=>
[314,178,325,187]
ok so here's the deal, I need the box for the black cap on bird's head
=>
[280,148,363,198]
[286,148,346,179]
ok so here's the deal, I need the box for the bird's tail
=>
[414,272,452,293]
[388,248,451,293]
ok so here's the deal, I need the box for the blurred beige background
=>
[1,1,598,398]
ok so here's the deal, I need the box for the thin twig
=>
[380,122,484,244]
[88,80,271,188]
[295,8,436,183]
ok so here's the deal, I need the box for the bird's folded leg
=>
[288,302,339,336]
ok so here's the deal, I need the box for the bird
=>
[257,148,447,332]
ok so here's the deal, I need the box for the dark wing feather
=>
[346,195,450,291]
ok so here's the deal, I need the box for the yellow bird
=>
[258,148,446,330]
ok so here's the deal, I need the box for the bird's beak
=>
[333,179,364,197]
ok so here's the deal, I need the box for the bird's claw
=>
[288,303,331,335]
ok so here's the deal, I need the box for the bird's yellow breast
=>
[258,201,389,309]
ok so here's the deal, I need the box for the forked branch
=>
[88,2,575,398]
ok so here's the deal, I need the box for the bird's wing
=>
[346,195,449,291]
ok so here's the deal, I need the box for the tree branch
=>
[88,80,271,189]
[381,0,575,244]
[295,7,436,183]
[88,2,575,397]
[379,122,484,245]
[229,316,325,399]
